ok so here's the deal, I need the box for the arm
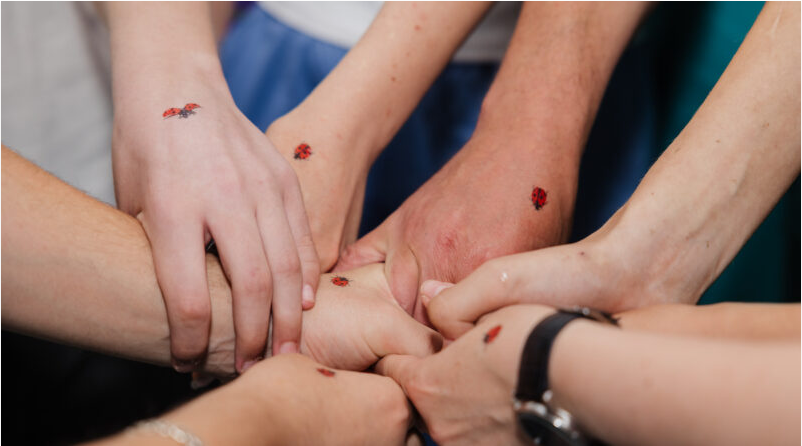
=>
[615,302,800,341]
[423,2,800,338]
[336,2,650,322]
[1,146,440,376]
[265,2,494,270]
[101,1,319,372]
[90,354,411,446]
[379,304,800,446]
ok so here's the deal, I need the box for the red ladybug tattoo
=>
[294,143,312,160]
[531,187,547,210]
[163,103,201,119]
[331,276,350,287]
[483,325,502,344]
[317,368,335,377]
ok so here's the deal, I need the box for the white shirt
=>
[260,1,520,63]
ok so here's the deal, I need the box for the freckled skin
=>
[483,325,502,344]
[317,368,335,377]
[331,276,350,287]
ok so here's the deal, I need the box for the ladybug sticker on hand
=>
[331,276,350,287]
[163,103,201,119]
[531,186,548,210]
[294,143,312,160]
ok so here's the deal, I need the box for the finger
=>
[257,207,303,356]
[386,246,423,317]
[370,310,444,360]
[333,221,389,272]
[424,259,523,340]
[282,179,320,310]
[208,217,272,373]
[145,215,210,372]
[375,354,422,390]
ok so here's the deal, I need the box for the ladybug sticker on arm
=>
[294,143,312,160]
[531,187,547,210]
[163,103,201,119]
[483,325,502,344]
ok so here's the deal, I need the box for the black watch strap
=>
[515,311,583,402]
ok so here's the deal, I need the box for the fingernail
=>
[302,284,315,306]
[279,341,298,355]
[172,358,201,373]
[420,280,454,300]
[241,357,263,373]
[420,292,432,308]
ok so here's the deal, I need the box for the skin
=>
[265,1,494,272]
[3,147,797,445]
[1,146,441,377]
[90,354,413,446]
[101,1,320,373]
[335,2,651,323]
[422,1,801,340]
[378,304,800,446]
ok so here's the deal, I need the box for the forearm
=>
[1,146,236,376]
[103,2,229,112]
[551,321,800,445]
[602,2,800,305]
[453,1,649,237]
[280,2,492,167]
[475,2,648,159]
[616,302,801,341]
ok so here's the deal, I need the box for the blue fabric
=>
[220,5,655,239]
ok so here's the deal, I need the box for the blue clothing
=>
[220,5,654,238]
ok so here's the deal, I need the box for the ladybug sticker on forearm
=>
[531,187,547,210]
[163,103,201,119]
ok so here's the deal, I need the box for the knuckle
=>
[271,255,302,277]
[235,272,272,298]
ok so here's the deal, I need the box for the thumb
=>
[371,310,444,360]
[423,258,523,340]
[334,223,388,272]
[375,354,422,390]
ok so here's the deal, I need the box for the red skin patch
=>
[317,368,335,377]
[483,325,502,344]
[294,143,312,160]
[331,276,350,287]
[531,187,547,210]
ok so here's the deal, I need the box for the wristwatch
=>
[513,307,618,445]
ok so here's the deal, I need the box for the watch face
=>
[517,412,586,446]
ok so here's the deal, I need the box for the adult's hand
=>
[335,2,649,323]
[422,1,801,340]
[263,3,495,272]
[107,354,413,446]
[105,2,319,373]
[377,305,553,445]
[335,135,575,323]
[301,264,443,371]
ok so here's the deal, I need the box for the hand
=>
[113,80,319,373]
[336,133,577,323]
[300,264,443,370]
[377,305,554,445]
[163,354,413,446]
[265,108,373,271]
[420,219,690,340]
